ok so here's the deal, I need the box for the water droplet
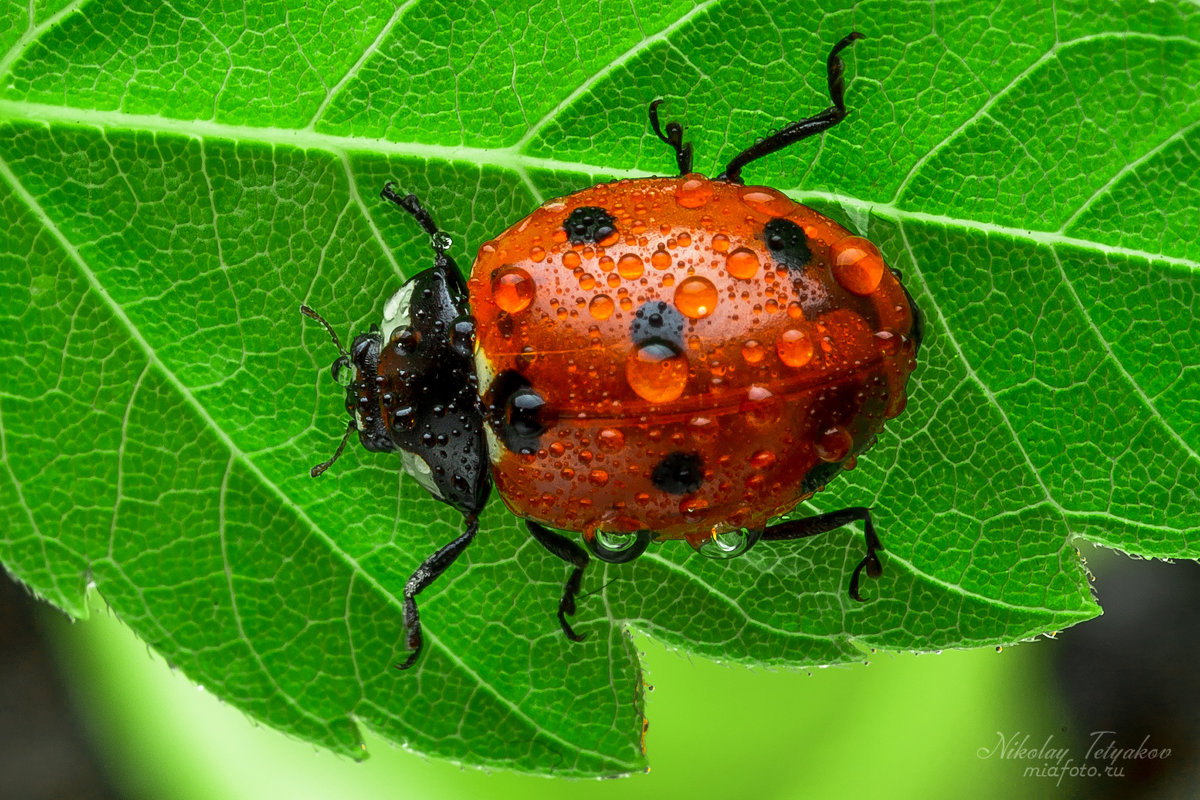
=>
[492,267,535,313]
[711,233,730,253]
[674,176,714,208]
[597,428,625,452]
[739,187,796,216]
[598,254,615,272]
[625,340,689,403]
[749,449,776,469]
[650,248,672,270]
[830,236,885,295]
[740,339,765,364]
[674,276,718,319]
[588,294,615,320]
[688,415,718,438]
[578,273,596,291]
[742,384,780,426]
[690,527,762,559]
[562,250,582,269]
[529,245,546,262]
[725,247,760,279]
[588,469,610,486]
[618,253,644,279]
[815,426,853,462]
[776,328,814,367]
[874,329,900,354]
[679,496,710,518]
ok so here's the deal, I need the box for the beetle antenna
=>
[311,418,357,477]
[300,304,350,358]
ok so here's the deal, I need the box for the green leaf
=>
[1,0,1196,778]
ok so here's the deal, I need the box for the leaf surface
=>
[1,0,1196,776]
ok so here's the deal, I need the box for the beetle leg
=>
[648,99,694,176]
[395,514,480,670]
[526,520,590,641]
[719,31,864,183]
[759,506,883,601]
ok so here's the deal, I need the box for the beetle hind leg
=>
[760,506,883,602]
[526,520,590,641]
[719,31,864,183]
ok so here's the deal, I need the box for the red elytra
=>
[470,176,918,545]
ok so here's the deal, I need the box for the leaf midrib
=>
[2,99,1195,272]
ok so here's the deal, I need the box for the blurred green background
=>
[5,543,1195,800]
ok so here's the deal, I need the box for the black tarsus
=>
[648,99,694,176]
[759,506,883,601]
[526,520,590,642]
[396,514,481,670]
[719,31,864,183]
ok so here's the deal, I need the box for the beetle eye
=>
[331,356,353,387]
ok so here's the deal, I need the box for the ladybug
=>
[302,32,921,669]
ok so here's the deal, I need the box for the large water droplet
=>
[830,236,885,295]
[725,247,760,280]
[492,267,535,313]
[815,426,853,462]
[674,276,718,319]
[588,294,615,320]
[740,339,765,364]
[776,328,814,367]
[674,176,713,208]
[625,340,689,402]
[690,527,762,559]
[597,428,625,452]
[739,187,796,217]
[618,253,644,279]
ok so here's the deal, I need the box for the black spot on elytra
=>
[630,300,685,349]
[564,206,617,244]
[489,370,546,454]
[762,218,812,271]
[652,451,704,494]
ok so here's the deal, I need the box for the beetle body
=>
[303,32,921,668]
[470,176,917,552]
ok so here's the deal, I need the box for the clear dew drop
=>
[492,267,535,313]
[776,328,814,367]
[625,340,689,403]
[674,176,714,208]
[725,247,760,279]
[674,276,718,319]
[830,236,885,295]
